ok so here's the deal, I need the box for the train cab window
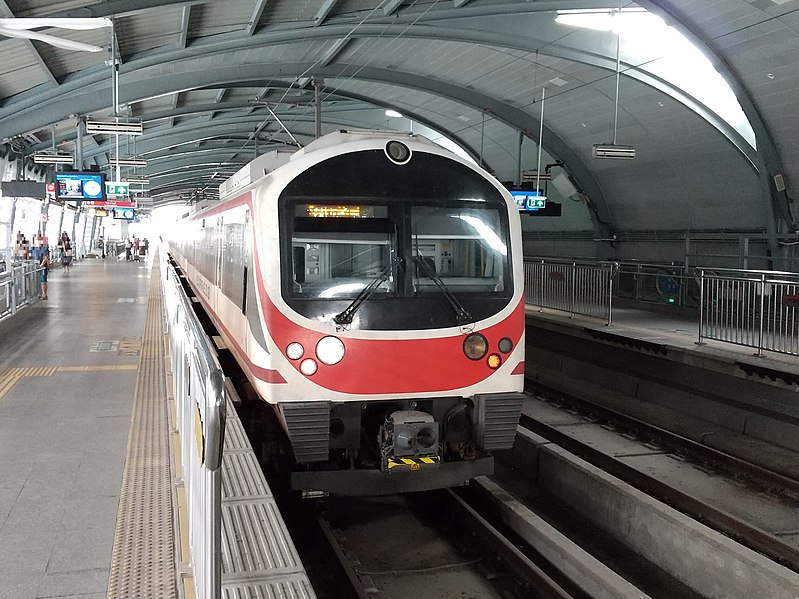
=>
[290,205,395,299]
[410,206,508,294]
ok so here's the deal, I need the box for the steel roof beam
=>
[245,0,269,36]
[177,5,190,48]
[314,0,340,27]
[33,90,488,170]
[382,0,403,16]
[319,37,350,67]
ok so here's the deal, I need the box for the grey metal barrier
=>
[616,261,699,307]
[161,252,226,599]
[697,268,799,357]
[524,258,619,325]
[0,260,42,322]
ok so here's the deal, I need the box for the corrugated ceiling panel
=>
[677,0,763,38]
[333,0,394,18]
[30,30,107,79]
[133,97,175,115]
[115,8,185,56]
[5,0,87,17]
[224,88,263,103]
[182,90,224,106]
[190,1,252,37]
[260,0,326,24]
[0,40,51,97]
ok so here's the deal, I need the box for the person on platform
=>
[133,236,140,261]
[125,237,132,261]
[39,249,49,300]
[60,232,72,272]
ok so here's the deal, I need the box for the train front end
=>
[256,132,525,495]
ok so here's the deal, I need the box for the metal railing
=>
[524,258,618,325]
[0,260,41,322]
[162,252,226,599]
[697,268,799,357]
[616,261,699,307]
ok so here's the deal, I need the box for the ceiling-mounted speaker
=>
[552,172,578,198]
[774,173,786,192]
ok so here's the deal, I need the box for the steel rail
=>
[522,379,799,573]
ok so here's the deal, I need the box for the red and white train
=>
[170,130,525,495]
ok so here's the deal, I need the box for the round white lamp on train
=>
[316,336,345,365]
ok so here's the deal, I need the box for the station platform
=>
[525,302,799,380]
[0,256,313,599]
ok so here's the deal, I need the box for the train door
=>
[215,215,224,291]
[242,208,251,317]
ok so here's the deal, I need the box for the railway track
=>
[522,378,799,573]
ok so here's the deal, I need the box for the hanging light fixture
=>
[591,3,636,160]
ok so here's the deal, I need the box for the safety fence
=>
[0,260,41,322]
[162,253,227,599]
[616,261,698,307]
[697,268,799,357]
[523,258,618,325]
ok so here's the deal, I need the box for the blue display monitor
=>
[112,207,135,220]
[510,190,547,212]
[55,172,106,202]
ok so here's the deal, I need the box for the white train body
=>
[171,130,526,494]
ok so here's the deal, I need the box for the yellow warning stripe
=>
[387,455,441,470]
[0,364,139,402]
[57,364,139,372]
[0,372,24,401]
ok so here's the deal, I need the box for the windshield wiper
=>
[413,255,473,325]
[334,257,401,325]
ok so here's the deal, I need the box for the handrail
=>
[526,257,798,357]
[0,260,42,323]
[696,268,798,357]
[524,258,618,326]
[161,251,226,599]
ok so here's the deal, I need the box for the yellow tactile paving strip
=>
[106,262,178,599]
[0,365,139,402]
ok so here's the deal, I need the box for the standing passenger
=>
[39,250,49,300]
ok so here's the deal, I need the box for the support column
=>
[314,78,323,139]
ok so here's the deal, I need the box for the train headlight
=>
[463,333,488,360]
[300,359,318,376]
[286,342,304,360]
[316,336,345,366]
[385,140,411,165]
[487,353,502,369]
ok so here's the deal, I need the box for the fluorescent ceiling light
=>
[33,153,73,164]
[0,18,112,30]
[86,118,143,135]
[0,26,104,51]
[109,158,147,167]
[592,143,636,159]
[522,171,552,182]
[125,177,150,184]
[385,109,403,118]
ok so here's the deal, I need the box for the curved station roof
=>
[0,0,796,247]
